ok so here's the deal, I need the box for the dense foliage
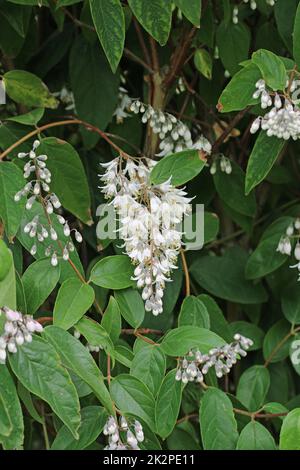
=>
[1,0,300,451]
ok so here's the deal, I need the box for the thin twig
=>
[180,249,191,297]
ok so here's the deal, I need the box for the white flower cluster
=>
[175,334,253,384]
[113,87,133,124]
[103,416,144,450]
[100,157,191,315]
[54,86,75,111]
[0,307,43,364]
[250,79,300,141]
[276,218,300,278]
[130,100,212,157]
[14,140,82,266]
[210,155,232,175]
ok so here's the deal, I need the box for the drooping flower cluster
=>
[210,155,232,175]
[14,140,82,266]
[113,87,133,124]
[53,86,75,111]
[276,218,300,278]
[0,307,43,364]
[250,78,300,141]
[175,334,253,384]
[103,415,144,450]
[130,100,212,157]
[100,156,192,315]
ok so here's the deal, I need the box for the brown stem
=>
[180,249,190,297]
[122,328,163,335]
[212,107,250,154]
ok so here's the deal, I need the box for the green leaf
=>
[216,21,250,75]
[128,0,172,46]
[75,316,115,357]
[0,162,26,240]
[150,149,207,186]
[130,344,166,396]
[230,321,264,351]
[53,278,95,330]
[236,421,276,450]
[115,288,145,328]
[56,0,82,5]
[37,137,92,225]
[101,296,121,343]
[190,247,268,304]
[282,282,300,324]
[110,374,156,429]
[22,258,60,314]
[6,108,44,126]
[3,70,58,109]
[245,217,293,279]
[174,0,201,27]
[43,326,114,414]
[69,36,119,147]
[237,365,270,412]
[9,336,81,438]
[0,394,12,437]
[263,319,292,363]
[0,241,16,309]
[198,294,232,342]
[252,49,287,90]
[200,388,238,450]
[155,370,182,439]
[51,406,108,450]
[214,160,256,217]
[90,0,125,73]
[279,408,300,450]
[194,48,212,80]
[218,63,261,113]
[0,365,24,450]
[90,255,135,289]
[160,326,225,357]
[178,295,210,329]
[275,0,298,52]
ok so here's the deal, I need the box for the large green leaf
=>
[22,258,60,314]
[174,0,201,26]
[190,247,268,304]
[90,255,135,289]
[37,137,92,225]
[279,408,300,450]
[237,366,270,412]
[245,132,286,195]
[0,162,26,240]
[0,365,24,450]
[90,0,125,73]
[128,0,172,45]
[130,343,166,396]
[178,295,210,329]
[252,49,286,91]
[51,406,108,450]
[216,21,250,75]
[155,369,182,439]
[9,336,81,438]
[160,326,225,356]
[236,421,276,450]
[200,388,239,450]
[75,316,115,357]
[110,374,156,429]
[3,70,58,108]
[101,296,121,343]
[263,319,292,363]
[218,63,261,113]
[197,294,232,342]
[0,241,16,309]
[115,288,145,328]
[43,326,114,414]
[150,149,206,186]
[53,278,95,330]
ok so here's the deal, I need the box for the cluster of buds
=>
[250,79,300,141]
[129,100,212,157]
[232,6,239,24]
[276,218,300,278]
[175,334,253,384]
[100,156,191,315]
[14,140,82,266]
[0,307,43,364]
[242,0,276,10]
[113,87,133,124]
[103,416,144,450]
[210,155,232,175]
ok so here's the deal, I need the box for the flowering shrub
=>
[1,0,300,452]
